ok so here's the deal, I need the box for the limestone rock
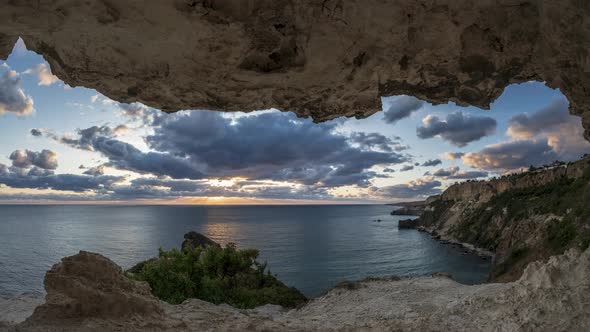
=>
[1,1,590,139]
[19,251,176,330]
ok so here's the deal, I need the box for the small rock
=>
[181,231,221,252]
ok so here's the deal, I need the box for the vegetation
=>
[547,217,577,252]
[129,243,307,309]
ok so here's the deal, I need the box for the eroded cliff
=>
[1,1,590,139]
[413,156,590,281]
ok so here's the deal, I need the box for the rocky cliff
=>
[1,1,590,139]
[3,248,590,331]
[412,156,590,281]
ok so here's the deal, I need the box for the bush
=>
[547,218,577,251]
[129,243,307,309]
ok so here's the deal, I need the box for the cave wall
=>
[1,0,589,138]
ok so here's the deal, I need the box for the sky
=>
[1,39,589,205]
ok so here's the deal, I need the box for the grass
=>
[128,243,307,309]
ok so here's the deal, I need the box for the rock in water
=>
[398,219,417,229]
[26,251,165,322]
[181,231,220,252]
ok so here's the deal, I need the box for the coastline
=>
[415,225,495,259]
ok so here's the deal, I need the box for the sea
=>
[0,204,490,297]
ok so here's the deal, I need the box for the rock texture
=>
[3,248,590,331]
[14,251,182,331]
[1,1,590,137]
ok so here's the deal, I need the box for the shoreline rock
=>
[397,218,418,229]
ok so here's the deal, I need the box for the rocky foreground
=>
[1,247,589,331]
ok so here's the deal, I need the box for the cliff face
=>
[415,157,590,281]
[1,1,590,139]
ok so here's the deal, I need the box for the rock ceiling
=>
[1,1,589,139]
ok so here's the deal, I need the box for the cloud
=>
[92,136,205,179]
[431,166,488,179]
[118,102,159,125]
[371,178,442,199]
[383,96,424,124]
[462,139,558,171]
[383,168,395,173]
[421,159,442,167]
[399,165,414,172]
[417,111,497,147]
[9,149,58,170]
[507,98,590,160]
[22,63,60,86]
[90,94,100,103]
[442,152,465,160]
[83,165,105,176]
[0,163,123,192]
[30,128,43,137]
[349,132,408,152]
[108,177,333,201]
[146,111,407,187]
[43,124,205,179]
[0,64,34,116]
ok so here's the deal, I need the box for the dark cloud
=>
[45,125,204,179]
[421,159,442,167]
[383,96,424,124]
[443,152,465,160]
[431,166,488,179]
[146,111,407,187]
[349,132,408,152]
[9,149,58,170]
[417,111,497,147]
[83,165,105,176]
[30,129,42,137]
[383,168,395,173]
[40,111,406,188]
[371,178,442,199]
[399,165,414,172]
[463,139,558,171]
[0,64,34,116]
[0,163,123,192]
[92,136,205,179]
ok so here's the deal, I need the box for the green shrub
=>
[546,218,577,251]
[129,243,307,309]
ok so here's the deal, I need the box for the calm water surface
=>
[0,205,490,297]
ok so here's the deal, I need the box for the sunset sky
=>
[1,39,589,204]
